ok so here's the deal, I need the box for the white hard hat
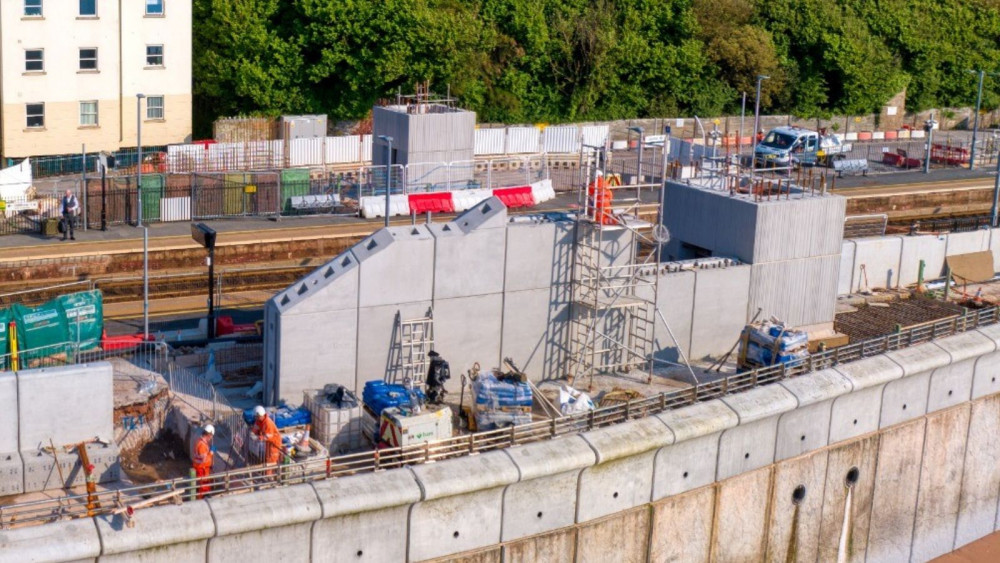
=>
[595,170,604,177]
[203,424,215,435]
[254,406,266,417]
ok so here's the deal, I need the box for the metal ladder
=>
[387,310,434,387]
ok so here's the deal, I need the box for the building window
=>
[79,48,98,71]
[26,103,44,128]
[146,45,164,67]
[24,0,42,17]
[147,96,164,120]
[80,101,98,126]
[25,50,43,72]
[145,0,163,15]
[79,0,96,16]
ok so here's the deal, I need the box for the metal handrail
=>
[1,305,996,529]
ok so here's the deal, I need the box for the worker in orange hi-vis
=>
[192,425,215,499]
[587,170,616,225]
[251,406,283,468]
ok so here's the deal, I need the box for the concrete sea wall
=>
[10,325,1000,562]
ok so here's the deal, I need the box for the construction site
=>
[5,96,1000,562]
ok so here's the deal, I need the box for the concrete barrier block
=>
[100,540,208,563]
[976,322,1000,347]
[946,229,990,255]
[955,395,1000,548]
[408,487,504,562]
[851,236,902,292]
[21,443,120,493]
[503,434,595,481]
[720,384,797,424]
[829,384,884,444]
[879,372,931,428]
[410,451,519,501]
[899,234,946,287]
[579,417,673,463]
[311,467,421,517]
[502,469,583,541]
[927,359,974,413]
[428,220,506,299]
[934,330,995,362]
[95,499,215,555]
[0,452,22,496]
[834,355,904,390]
[208,523,312,563]
[885,341,952,376]
[656,398,738,442]
[207,483,321,537]
[17,363,113,449]
[576,450,656,522]
[312,505,411,563]
[0,372,17,453]
[775,400,833,461]
[0,518,102,562]
[972,350,1000,399]
[652,431,721,500]
[779,368,852,406]
[716,416,780,480]
[355,226,435,308]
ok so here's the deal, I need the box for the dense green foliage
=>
[192,0,1000,136]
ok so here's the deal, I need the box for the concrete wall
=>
[843,227,1000,294]
[19,329,1000,562]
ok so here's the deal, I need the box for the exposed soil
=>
[120,430,191,484]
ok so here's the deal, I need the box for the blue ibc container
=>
[474,373,533,407]
[362,380,426,415]
[242,405,311,428]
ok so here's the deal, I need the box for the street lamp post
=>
[378,135,393,228]
[924,114,938,175]
[136,94,145,227]
[751,75,770,181]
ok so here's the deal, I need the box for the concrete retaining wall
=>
[12,329,1000,562]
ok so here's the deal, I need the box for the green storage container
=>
[281,169,311,212]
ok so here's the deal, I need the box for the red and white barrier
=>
[359,180,556,219]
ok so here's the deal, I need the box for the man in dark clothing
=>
[61,189,79,241]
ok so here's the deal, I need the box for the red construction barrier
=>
[492,186,535,209]
[101,334,150,350]
[408,192,455,214]
[884,131,898,140]
[857,131,873,141]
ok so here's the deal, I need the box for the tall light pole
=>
[969,70,985,170]
[924,114,938,175]
[751,75,770,181]
[136,93,149,340]
[136,93,145,227]
[378,135,393,228]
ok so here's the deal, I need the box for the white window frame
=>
[146,96,164,120]
[146,45,164,67]
[24,49,43,72]
[80,101,98,126]
[24,0,42,17]
[145,0,164,16]
[79,47,98,71]
[78,0,96,16]
[26,103,45,128]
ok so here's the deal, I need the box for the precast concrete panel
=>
[946,229,991,256]
[898,234,947,287]
[408,487,505,562]
[355,226,435,308]
[652,269,694,361]
[885,340,951,376]
[663,182,758,263]
[910,405,971,562]
[716,416,780,480]
[765,450,829,563]
[273,250,359,315]
[775,400,833,461]
[651,431,722,499]
[719,383,798,424]
[502,470,583,541]
[579,417,673,464]
[711,467,772,562]
[17,363,113,449]
[927,359,975,413]
[95,500,215,556]
[0,371,17,453]
[779,367,852,406]
[575,507,651,563]
[816,434,879,563]
[207,524,312,563]
[355,301,432,390]
[0,519,102,562]
[833,354,904,390]
[502,434,596,481]
[850,236,903,292]
[829,384,884,444]
[753,195,845,262]
[866,419,926,563]
[934,330,996,362]
[504,528,577,563]
[275,310,357,401]
[431,294,504,391]
[689,264,751,359]
[839,239,856,295]
[99,540,208,563]
[971,350,1000,399]
[990,228,1000,271]
[499,288,571,382]
[311,506,410,563]
[955,395,1000,548]
[575,450,656,522]
[976,321,1000,348]
[429,207,507,300]
[207,483,321,537]
[656,398,738,441]
[0,453,22,496]
[748,255,841,326]
[311,467,421,517]
[648,487,715,563]
[410,451,519,501]
[504,219,575,292]
[21,443,119,492]
[879,371,930,428]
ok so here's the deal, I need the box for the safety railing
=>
[1,305,995,529]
